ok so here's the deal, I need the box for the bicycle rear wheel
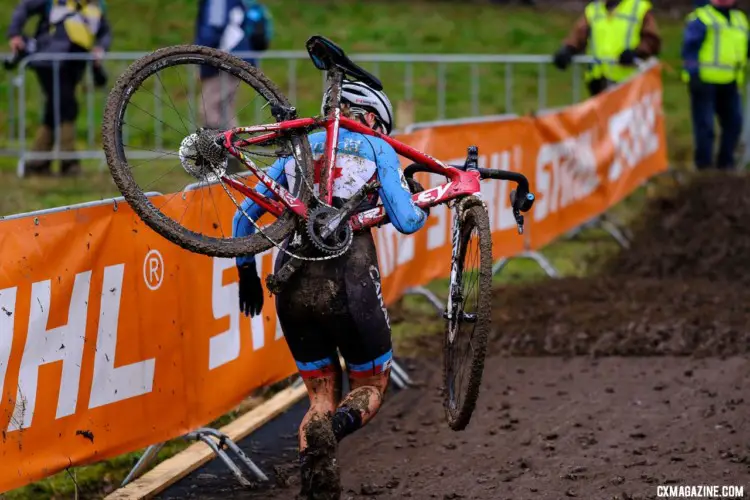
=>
[443,197,492,431]
[102,44,314,257]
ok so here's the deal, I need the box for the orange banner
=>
[0,64,666,493]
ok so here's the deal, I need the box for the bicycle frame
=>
[217,113,481,231]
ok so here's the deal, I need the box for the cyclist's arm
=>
[374,141,427,235]
[232,158,288,267]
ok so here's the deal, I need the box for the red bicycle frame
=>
[217,114,482,231]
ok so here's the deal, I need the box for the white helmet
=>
[321,80,394,135]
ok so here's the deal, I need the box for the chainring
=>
[306,205,353,254]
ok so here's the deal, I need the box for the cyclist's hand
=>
[406,177,430,218]
[238,264,264,317]
[553,46,573,70]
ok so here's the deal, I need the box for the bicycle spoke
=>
[154,72,192,133]
[207,182,225,238]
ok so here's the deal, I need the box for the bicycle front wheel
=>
[102,44,314,258]
[443,197,492,431]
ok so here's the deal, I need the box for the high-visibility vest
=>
[684,5,749,85]
[584,0,651,82]
[48,0,103,51]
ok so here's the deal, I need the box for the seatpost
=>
[323,68,344,117]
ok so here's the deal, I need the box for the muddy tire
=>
[102,44,314,258]
[443,198,492,431]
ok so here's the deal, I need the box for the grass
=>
[0,0,678,497]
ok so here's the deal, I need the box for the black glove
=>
[618,49,637,66]
[406,177,430,218]
[553,46,573,70]
[238,264,264,317]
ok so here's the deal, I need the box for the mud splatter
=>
[76,429,94,443]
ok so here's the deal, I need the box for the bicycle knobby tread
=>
[102,44,314,258]
[444,197,492,431]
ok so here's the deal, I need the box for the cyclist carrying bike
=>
[232,80,428,499]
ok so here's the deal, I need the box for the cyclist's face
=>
[362,111,378,131]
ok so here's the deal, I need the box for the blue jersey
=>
[232,129,427,267]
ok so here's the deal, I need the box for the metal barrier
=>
[1,51,602,175]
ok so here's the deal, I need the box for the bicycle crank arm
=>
[265,252,306,295]
[320,180,381,238]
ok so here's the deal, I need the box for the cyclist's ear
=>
[363,111,381,132]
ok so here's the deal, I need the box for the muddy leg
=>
[331,370,390,442]
[298,368,342,500]
[299,369,341,451]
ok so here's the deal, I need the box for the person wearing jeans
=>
[682,0,748,170]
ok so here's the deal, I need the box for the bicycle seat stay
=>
[305,35,383,90]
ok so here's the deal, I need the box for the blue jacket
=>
[682,5,750,80]
[195,0,256,78]
[232,129,428,268]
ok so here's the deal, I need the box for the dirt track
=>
[168,172,750,499]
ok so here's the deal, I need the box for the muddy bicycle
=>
[102,35,535,431]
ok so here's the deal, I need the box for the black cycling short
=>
[275,229,393,380]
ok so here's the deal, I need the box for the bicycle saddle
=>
[305,35,383,91]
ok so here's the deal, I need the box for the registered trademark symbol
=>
[143,249,164,291]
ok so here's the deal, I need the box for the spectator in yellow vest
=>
[682,0,748,170]
[552,0,661,96]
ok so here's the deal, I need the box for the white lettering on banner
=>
[210,251,274,369]
[209,257,241,370]
[608,90,661,182]
[427,173,449,251]
[534,129,599,222]
[89,264,155,409]
[0,288,16,403]
[8,272,91,431]
[251,310,265,351]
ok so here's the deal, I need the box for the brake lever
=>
[509,189,536,235]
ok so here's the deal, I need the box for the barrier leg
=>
[390,361,414,387]
[492,251,559,278]
[189,427,269,482]
[120,443,166,487]
[403,286,444,314]
[597,216,631,249]
[192,433,253,487]
[562,215,631,250]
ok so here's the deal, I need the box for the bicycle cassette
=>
[306,205,353,254]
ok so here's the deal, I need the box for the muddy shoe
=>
[298,417,341,500]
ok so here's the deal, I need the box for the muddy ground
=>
[163,172,750,499]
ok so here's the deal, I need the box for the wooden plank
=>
[105,383,307,500]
